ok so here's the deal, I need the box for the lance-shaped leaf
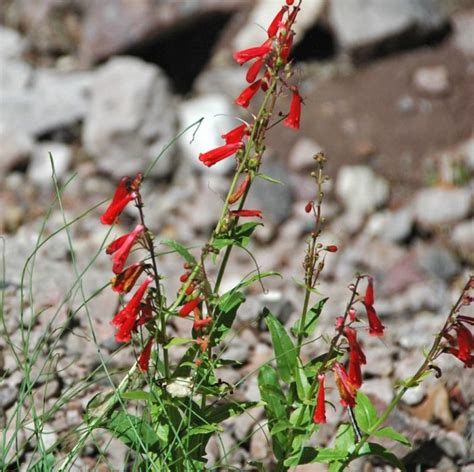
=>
[160,239,196,264]
[292,297,328,338]
[264,308,297,383]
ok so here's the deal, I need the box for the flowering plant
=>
[4,1,471,471]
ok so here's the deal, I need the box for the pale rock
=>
[249,423,270,460]
[0,125,33,181]
[178,94,237,174]
[0,58,33,91]
[336,165,389,215]
[451,220,474,263]
[414,187,471,228]
[329,0,447,61]
[365,207,414,243]
[83,57,176,178]
[1,69,94,136]
[0,27,27,59]
[288,137,324,172]
[452,10,474,58]
[402,384,426,406]
[413,65,450,97]
[361,378,394,404]
[415,243,460,281]
[27,142,73,186]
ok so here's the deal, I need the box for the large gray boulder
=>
[83,57,177,178]
[329,0,448,62]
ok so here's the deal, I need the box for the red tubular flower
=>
[229,174,251,204]
[222,124,249,145]
[100,191,136,225]
[348,350,363,389]
[138,338,154,372]
[199,142,243,167]
[235,80,262,108]
[313,374,327,424]
[344,327,366,365]
[179,298,202,318]
[111,262,145,293]
[112,276,153,342]
[267,6,287,38]
[111,224,144,275]
[284,88,302,129]
[450,323,474,367]
[246,58,265,83]
[365,304,385,337]
[333,362,357,408]
[229,209,263,219]
[233,41,272,66]
[106,233,130,255]
[335,316,344,331]
[363,277,385,336]
[365,277,375,306]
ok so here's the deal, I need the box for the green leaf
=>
[160,239,196,264]
[373,427,411,447]
[164,337,194,349]
[188,424,222,436]
[264,308,297,383]
[104,411,161,451]
[85,390,114,421]
[258,364,289,460]
[235,271,281,291]
[213,222,263,251]
[359,443,407,470]
[294,358,310,402]
[122,390,152,402]
[354,391,379,433]
[255,172,283,185]
[335,423,355,451]
[314,448,349,463]
[211,290,245,344]
[292,298,328,337]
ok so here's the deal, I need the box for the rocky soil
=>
[0,0,473,470]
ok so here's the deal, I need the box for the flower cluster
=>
[198,0,302,170]
[313,277,385,423]
[100,173,155,371]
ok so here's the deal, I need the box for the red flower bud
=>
[229,174,251,204]
[138,338,153,372]
[304,201,313,213]
[267,7,287,38]
[179,298,202,318]
[326,245,338,253]
[284,87,302,129]
[179,272,190,283]
[313,374,327,424]
[229,209,263,219]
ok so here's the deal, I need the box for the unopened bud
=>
[325,245,338,252]
[305,201,313,213]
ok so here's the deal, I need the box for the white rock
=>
[414,187,472,227]
[288,137,323,172]
[83,56,177,178]
[329,0,447,61]
[1,69,94,136]
[365,207,414,242]
[178,94,237,174]
[0,58,33,91]
[27,142,73,186]
[0,26,27,59]
[0,124,33,180]
[336,165,390,215]
[413,65,450,97]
